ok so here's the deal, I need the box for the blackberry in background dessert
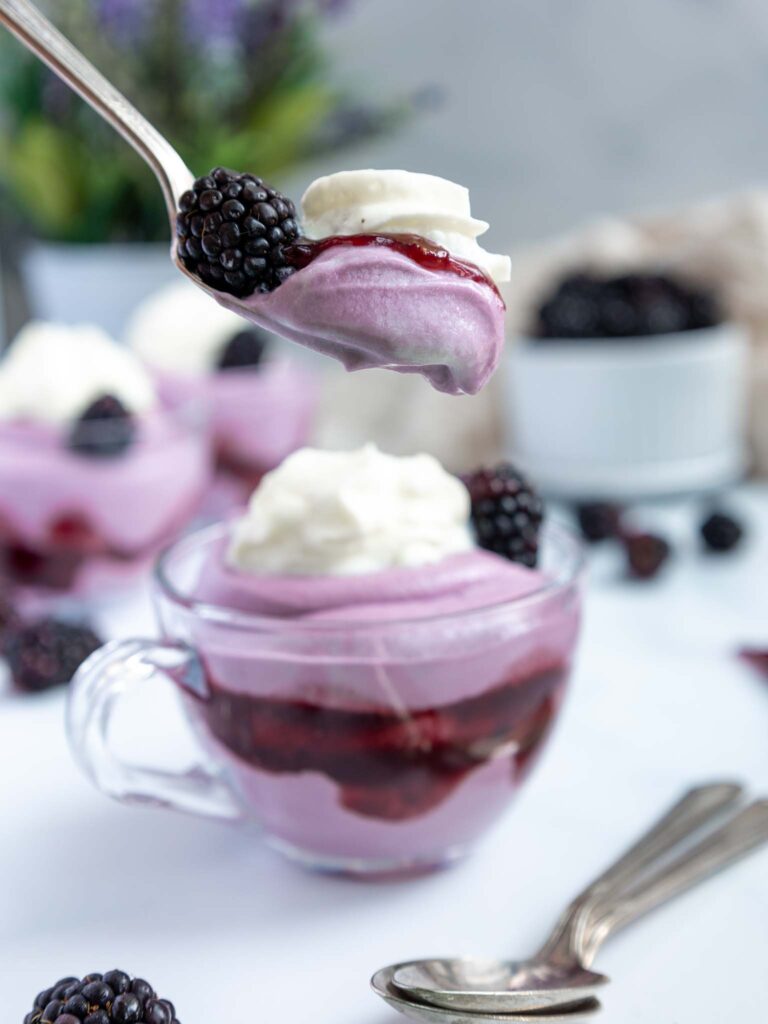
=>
[176,167,300,298]
[0,588,19,653]
[217,327,269,370]
[533,272,721,340]
[465,463,544,568]
[575,502,623,543]
[623,532,671,580]
[23,970,180,1023]
[6,618,101,693]
[700,510,744,553]
[69,395,136,458]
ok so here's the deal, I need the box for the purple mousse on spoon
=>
[1,3,509,395]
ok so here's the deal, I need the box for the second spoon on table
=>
[380,782,768,1016]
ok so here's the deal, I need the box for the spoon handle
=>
[0,0,193,220]
[580,799,768,965]
[538,781,743,964]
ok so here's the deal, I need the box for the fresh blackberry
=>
[217,327,269,370]
[6,618,102,693]
[24,971,180,1023]
[740,648,768,679]
[534,272,721,340]
[177,166,301,297]
[466,463,544,568]
[624,532,671,580]
[700,510,744,552]
[69,395,135,458]
[575,502,623,543]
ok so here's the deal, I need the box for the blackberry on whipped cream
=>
[178,168,511,395]
[0,322,155,426]
[127,280,316,497]
[127,280,270,377]
[0,321,207,597]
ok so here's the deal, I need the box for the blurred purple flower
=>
[95,0,149,42]
[184,0,247,46]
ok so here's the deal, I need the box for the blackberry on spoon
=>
[465,463,544,568]
[176,167,301,298]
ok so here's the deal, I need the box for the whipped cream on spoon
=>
[1,0,508,394]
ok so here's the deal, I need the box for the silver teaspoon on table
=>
[375,782,768,1019]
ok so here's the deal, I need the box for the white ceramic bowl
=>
[502,323,749,499]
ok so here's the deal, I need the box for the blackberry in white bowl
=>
[504,270,748,499]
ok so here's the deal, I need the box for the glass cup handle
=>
[66,638,244,822]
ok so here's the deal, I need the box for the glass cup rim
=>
[154,518,586,634]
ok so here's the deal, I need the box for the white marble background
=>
[305,0,768,250]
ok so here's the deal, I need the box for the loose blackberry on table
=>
[575,502,623,543]
[23,971,179,1023]
[700,510,744,553]
[6,618,102,693]
[177,167,301,298]
[465,463,545,568]
[623,532,671,580]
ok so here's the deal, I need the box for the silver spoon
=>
[380,783,768,1016]
[371,968,601,1023]
[0,0,249,312]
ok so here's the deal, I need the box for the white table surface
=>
[2,489,767,1023]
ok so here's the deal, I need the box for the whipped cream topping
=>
[226,444,474,575]
[127,280,251,376]
[302,170,511,285]
[0,321,156,425]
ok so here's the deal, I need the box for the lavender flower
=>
[94,0,149,43]
[184,0,247,46]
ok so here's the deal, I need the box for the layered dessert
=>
[0,321,209,600]
[174,446,581,869]
[127,280,316,502]
[175,168,511,396]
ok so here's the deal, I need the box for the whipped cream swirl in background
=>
[302,169,512,286]
[127,280,252,376]
[0,321,156,425]
[226,444,474,575]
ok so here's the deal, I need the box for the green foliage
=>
[0,1,404,242]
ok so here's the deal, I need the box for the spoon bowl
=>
[371,967,602,1024]
[392,960,608,1014]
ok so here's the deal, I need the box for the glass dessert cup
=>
[68,521,584,877]
[0,397,210,611]
[153,358,317,512]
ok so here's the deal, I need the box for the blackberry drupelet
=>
[6,618,101,693]
[217,327,269,370]
[624,532,671,580]
[465,463,544,568]
[177,167,301,298]
[575,502,623,543]
[700,510,744,552]
[69,395,135,458]
[23,971,180,1023]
